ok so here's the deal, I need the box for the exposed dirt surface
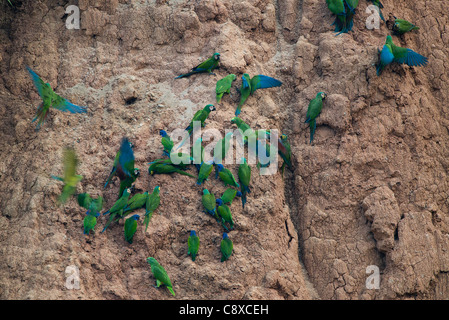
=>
[0,0,448,300]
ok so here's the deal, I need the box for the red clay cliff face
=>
[0,0,448,300]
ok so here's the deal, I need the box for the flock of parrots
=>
[24,1,428,297]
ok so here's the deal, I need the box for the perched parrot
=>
[326,0,348,35]
[146,257,175,297]
[231,116,256,146]
[187,230,200,262]
[123,192,148,215]
[77,193,103,235]
[101,188,131,233]
[51,147,83,205]
[238,158,251,209]
[177,104,216,149]
[220,188,242,205]
[175,52,220,79]
[202,189,218,219]
[216,164,240,188]
[26,66,87,131]
[216,74,236,103]
[220,233,233,262]
[343,0,359,33]
[305,92,327,144]
[216,199,234,230]
[393,17,419,35]
[144,186,161,232]
[376,35,428,76]
[236,73,282,115]
[149,162,196,178]
[213,132,233,166]
[160,130,174,156]
[197,161,214,185]
[104,137,140,198]
[191,136,204,172]
[369,0,384,21]
[149,153,192,170]
[277,133,293,176]
[124,214,139,244]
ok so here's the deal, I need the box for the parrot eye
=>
[321,93,326,99]
[209,105,216,111]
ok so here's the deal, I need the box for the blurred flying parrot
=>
[202,189,218,219]
[393,17,419,35]
[123,192,148,215]
[220,233,233,262]
[101,188,131,233]
[305,92,327,144]
[177,104,216,149]
[216,199,234,231]
[146,257,175,297]
[144,186,161,232]
[77,193,103,235]
[197,161,214,185]
[175,52,220,79]
[124,214,139,244]
[216,74,236,103]
[236,73,282,115]
[369,0,384,21]
[220,188,242,205]
[216,164,239,188]
[188,230,200,262]
[104,137,140,197]
[238,158,251,209]
[376,35,428,76]
[26,66,87,131]
[160,130,174,156]
[51,147,83,205]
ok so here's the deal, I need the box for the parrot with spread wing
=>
[236,73,282,115]
[216,74,236,103]
[146,257,175,297]
[188,230,200,262]
[26,66,87,131]
[175,53,220,79]
[51,147,83,205]
[305,92,327,144]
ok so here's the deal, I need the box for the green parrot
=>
[177,104,216,149]
[26,66,87,131]
[213,132,233,170]
[216,199,234,230]
[146,257,175,297]
[51,147,83,205]
[238,158,251,209]
[369,0,384,21]
[236,73,282,116]
[305,92,327,144]
[159,130,174,156]
[188,230,200,262]
[393,17,419,35]
[77,193,103,235]
[124,214,140,244]
[191,136,204,172]
[216,74,236,103]
[277,133,293,177]
[220,188,242,205]
[101,188,132,233]
[220,233,233,262]
[202,189,218,220]
[326,0,347,34]
[216,164,240,188]
[144,186,161,232]
[104,137,140,198]
[175,52,220,79]
[196,161,214,185]
[231,116,256,146]
[148,153,191,170]
[149,162,196,178]
[123,192,149,215]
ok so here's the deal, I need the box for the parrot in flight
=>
[305,92,327,144]
[51,147,83,205]
[144,186,161,232]
[376,35,428,76]
[238,158,251,209]
[220,233,233,262]
[369,0,384,21]
[216,74,236,103]
[216,164,240,188]
[159,130,174,156]
[26,66,87,131]
[216,198,234,231]
[236,73,282,116]
[175,52,220,79]
[77,193,103,235]
[393,17,419,35]
[147,257,175,297]
[220,188,242,205]
[188,230,200,262]
[177,104,216,149]
[124,214,139,244]
[104,137,140,198]
[101,188,132,233]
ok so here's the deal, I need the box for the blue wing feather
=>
[251,75,282,91]
[53,98,87,113]
[26,66,46,98]
[242,75,250,89]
